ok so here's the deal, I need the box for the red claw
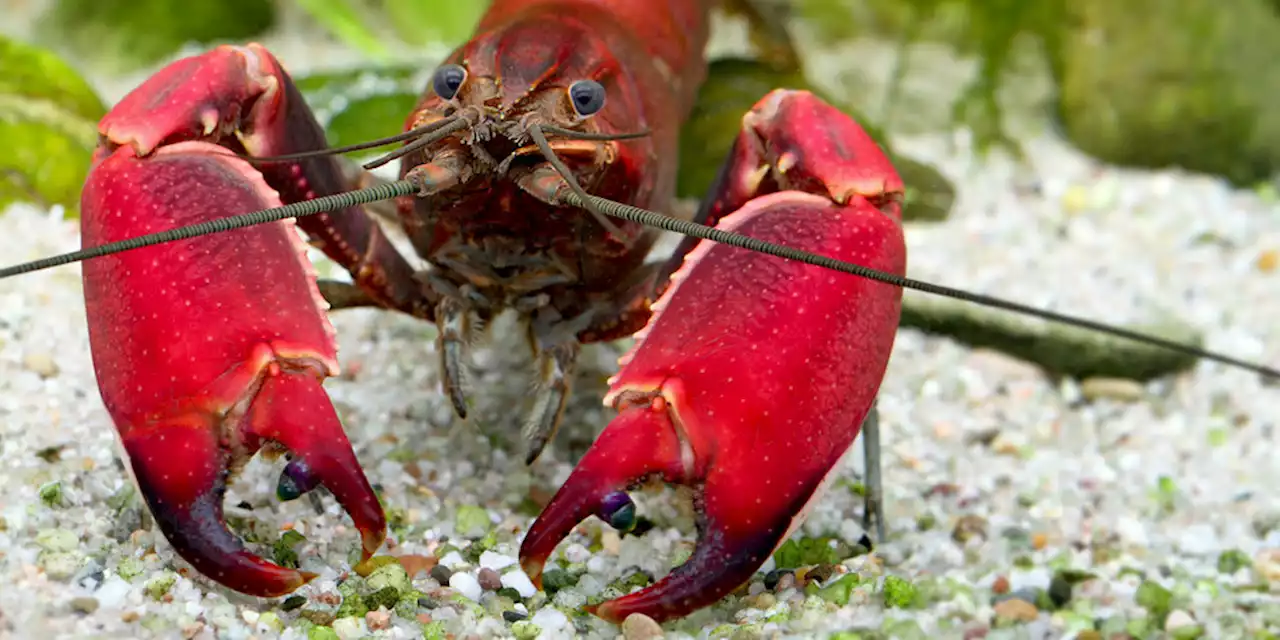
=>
[81,142,385,597]
[518,89,907,624]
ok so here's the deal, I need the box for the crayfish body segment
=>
[518,89,907,623]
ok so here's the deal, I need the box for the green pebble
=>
[307,626,339,640]
[422,620,447,640]
[116,557,144,581]
[365,586,399,611]
[272,530,306,569]
[366,562,411,593]
[1218,549,1252,574]
[881,618,927,640]
[39,481,63,507]
[881,575,918,609]
[144,572,176,600]
[608,570,653,593]
[455,505,490,538]
[511,620,541,640]
[38,550,82,580]
[1135,579,1173,619]
[35,528,77,551]
[139,614,168,633]
[334,593,367,619]
[541,569,578,594]
[1126,616,1151,637]
[105,485,135,511]
[337,575,366,598]
[280,595,307,611]
[299,609,335,626]
[257,611,282,631]
[916,513,937,531]
[1171,625,1205,640]
[811,574,860,607]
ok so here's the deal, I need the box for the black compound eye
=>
[432,64,467,100]
[567,79,606,117]
[598,491,636,532]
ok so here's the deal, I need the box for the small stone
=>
[763,569,793,591]
[1164,609,1197,631]
[992,597,1039,623]
[952,515,988,545]
[258,611,282,632]
[1080,377,1145,403]
[35,528,78,551]
[477,567,502,591]
[298,609,335,626]
[992,575,1010,594]
[601,530,622,555]
[38,551,82,580]
[69,597,99,614]
[773,572,796,592]
[511,620,542,640]
[621,612,665,639]
[1031,532,1048,550]
[366,562,411,593]
[430,564,453,585]
[1254,548,1280,583]
[449,571,483,601]
[500,568,537,598]
[477,551,515,571]
[1256,249,1278,273]
[502,610,528,623]
[331,617,361,639]
[144,572,176,600]
[990,434,1023,456]
[38,481,64,507]
[22,352,59,378]
[1061,184,1090,212]
[365,608,391,630]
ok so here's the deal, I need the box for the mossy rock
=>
[1053,0,1280,185]
[677,58,955,222]
[899,292,1202,381]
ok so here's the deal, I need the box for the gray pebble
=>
[430,564,453,585]
[477,567,502,591]
[69,597,99,614]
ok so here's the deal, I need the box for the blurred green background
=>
[6,0,1280,214]
[4,0,1280,216]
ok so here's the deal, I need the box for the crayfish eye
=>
[432,63,468,100]
[598,491,637,532]
[567,79,606,117]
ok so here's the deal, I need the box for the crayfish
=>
[0,0,1272,626]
